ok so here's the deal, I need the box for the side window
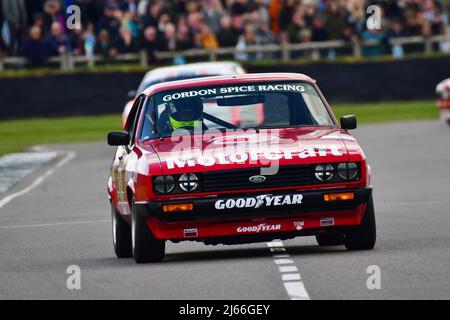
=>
[128,96,145,146]
[139,96,160,141]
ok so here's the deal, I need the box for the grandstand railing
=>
[0,34,449,71]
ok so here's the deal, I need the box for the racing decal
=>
[166,146,343,169]
[294,221,304,231]
[162,84,305,102]
[236,224,281,233]
[320,217,335,227]
[184,228,198,238]
[215,194,303,210]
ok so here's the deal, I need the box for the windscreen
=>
[140,82,335,140]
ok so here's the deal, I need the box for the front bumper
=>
[136,187,372,241]
[135,187,371,222]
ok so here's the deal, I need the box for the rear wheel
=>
[316,233,345,246]
[131,199,165,263]
[344,195,376,251]
[111,203,132,258]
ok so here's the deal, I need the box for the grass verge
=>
[0,100,438,156]
[332,100,438,124]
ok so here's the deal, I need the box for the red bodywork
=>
[108,73,371,243]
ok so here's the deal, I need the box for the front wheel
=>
[131,200,165,263]
[111,203,132,258]
[344,195,376,251]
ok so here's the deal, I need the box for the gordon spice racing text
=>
[107,73,376,263]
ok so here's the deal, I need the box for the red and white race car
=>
[121,61,245,128]
[436,78,450,125]
[107,73,376,263]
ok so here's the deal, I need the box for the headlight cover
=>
[314,164,335,182]
[153,175,175,194]
[337,162,359,181]
[179,173,199,192]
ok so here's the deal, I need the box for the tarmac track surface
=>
[0,120,449,299]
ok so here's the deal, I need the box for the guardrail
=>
[0,34,449,71]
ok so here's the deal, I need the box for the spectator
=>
[202,0,223,34]
[324,1,346,40]
[311,16,328,42]
[141,2,160,29]
[386,19,405,39]
[217,15,238,47]
[158,23,177,51]
[42,0,66,34]
[287,9,306,43]
[200,24,218,49]
[141,26,159,62]
[46,21,71,56]
[23,26,49,66]
[31,13,46,36]
[97,4,121,38]
[1,0,28,55]
[176,22,194,51]
[235,23,260,61]
[111,25,138,56]
[439,25,450,53]
[69,24,85,56]
[94,29,112,58]
[361,28,385,57]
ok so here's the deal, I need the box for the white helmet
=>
[436,78,450,109]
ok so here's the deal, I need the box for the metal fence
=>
[1,34,449,71]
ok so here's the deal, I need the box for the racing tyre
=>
[344,195,376,251]
[316,233,345,246]
[111,203,132,258]
[131,200,165,263]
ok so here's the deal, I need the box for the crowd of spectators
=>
[0,0,449,66]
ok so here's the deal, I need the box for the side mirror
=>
[340,115,357,130]
[127,90,136,99]
[108,131,130,146]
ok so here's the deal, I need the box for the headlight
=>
[153,175,175,194]
[314,164,334,182]
[179,173,199,192]
[337,162,359,180]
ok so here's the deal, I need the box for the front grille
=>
[202,165,313,192]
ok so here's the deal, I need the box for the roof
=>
[142,73,316,96]
[142,61,244,82]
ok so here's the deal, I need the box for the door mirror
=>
[340,115,357,130]
[128,90,137,99]
[108,131,130,146]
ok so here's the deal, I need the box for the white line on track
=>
[0,151,76,210]
[0,219,109,229]
[267,241,310,300]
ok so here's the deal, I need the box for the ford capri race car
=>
[107,73,376,263]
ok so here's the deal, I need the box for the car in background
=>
[122,61,246,128]
[436,78,450,126]
[107,73,376,263]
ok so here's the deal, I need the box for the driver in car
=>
[158,97,204,135]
